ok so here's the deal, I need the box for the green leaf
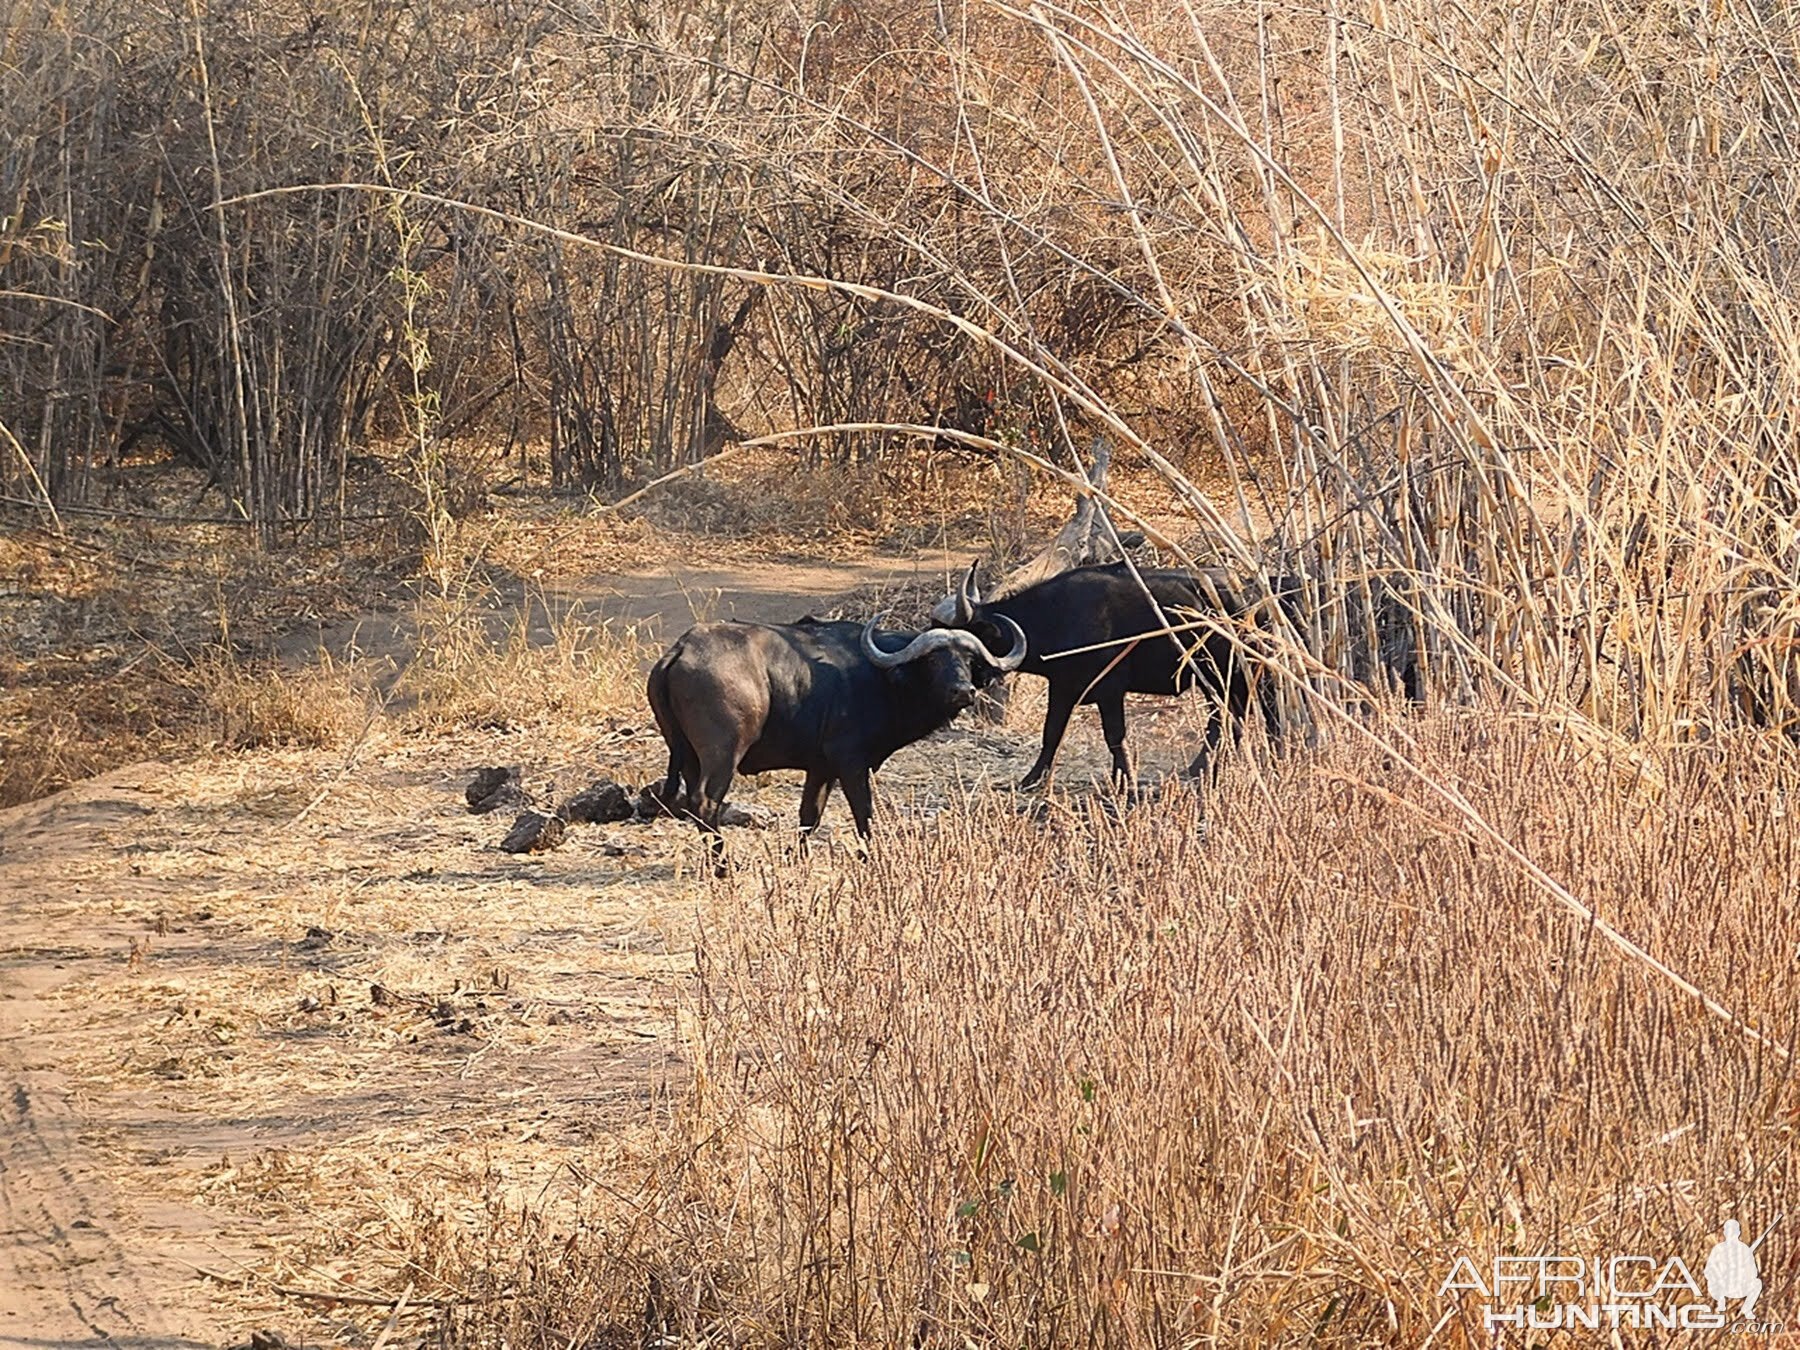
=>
[1015,1231,1043,1254]
[1078,1078,1097,1102]
[1049,1171,1068,1197]
[957,1200,980,1219]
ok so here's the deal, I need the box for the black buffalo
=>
[647,613,1026,859]
[933,560,1293,787]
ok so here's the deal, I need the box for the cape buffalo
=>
[932,560,1290,787]
[647,613,1026,862]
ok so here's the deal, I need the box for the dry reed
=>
[481,713,1800,1347]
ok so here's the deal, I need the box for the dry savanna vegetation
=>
[4,0,1800,1344]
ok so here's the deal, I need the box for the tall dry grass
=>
[192,646,378,751]
[183,589,656,751]
[463,713,1799,1347]
[396,595,654,732]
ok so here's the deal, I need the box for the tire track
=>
[0,1073,167,1347]
[0,767,207,1349]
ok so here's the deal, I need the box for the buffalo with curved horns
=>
[933,559,1292,788]
[647,613,1026,860]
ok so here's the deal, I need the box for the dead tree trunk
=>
[991,437,1133,597]
[975,436,1143,722]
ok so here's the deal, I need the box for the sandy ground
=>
[270,554,968,673]
[0,553,1203,1349]
[0,731,693,1349]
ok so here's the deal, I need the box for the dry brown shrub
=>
[0,672,203,806]
[396,596,654,733]
[190,649,377,752]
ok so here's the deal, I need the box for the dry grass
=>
[0,474,412,805]
[628,446,1063,564]
[462,713,1800,1347]
[469,445,1086,574]
[191,648,377,751]
[0,671,203,807]
[395,595,658,734]
[9,0,1800,1341]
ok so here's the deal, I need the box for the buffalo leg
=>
[840,767,875,839]
[1188,680,1257,780]
[799,770,835,834]
[658,742,697,815]
[695,759,738,875]
[1188,648,1263,781]
[1185,699,1228,780]
[1098,693,1132,788]
[1020,685,1080,789]
[1254,666,1283,746]
[1225,662,1258,758]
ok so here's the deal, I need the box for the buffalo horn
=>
[862,613,1027,672]
[959,558,982,619]
[981,613,1027,670]
[929,557,983,626]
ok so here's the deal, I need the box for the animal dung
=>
[499,811,566,854]
[717,802,773,829]
[466,765,531,815]
[557,780,635,824]
[486,771,766,853]
[635,781,674,818]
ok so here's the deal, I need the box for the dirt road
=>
[0,728,701,1347]
[0,766,227,1348]
[271,554,958,672]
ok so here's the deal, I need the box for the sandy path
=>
[0,729,706,1347]
[0,767,221,1349]
[271,553,958,672]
